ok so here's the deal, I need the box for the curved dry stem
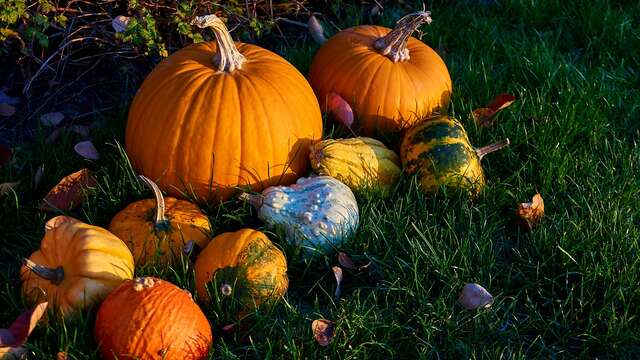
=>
[374,11,432,62]
[476,139,510,160]
[139,175,170,230]
[22,258,64,285]
[191,14,246,72]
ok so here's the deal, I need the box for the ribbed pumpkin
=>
[95,277,212,360]
[401,115,509,195]
[109,176,211,266]
[195,229,288,309]
[21,216,134,316]
[310,137,401,194]
[308,11,451,135]
[125,14,322,201]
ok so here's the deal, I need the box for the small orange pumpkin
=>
[195,229,288,309]
[95,277,212,360]
[21,216,134,316]
[125,14,323,201]
[109,175,211,266]
[308,11,452,135]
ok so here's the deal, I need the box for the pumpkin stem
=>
[476,138,510,160]
[191,14,246,72]
[374,11,432,63]
[238,192,263,209]
[138,175,170,231]
[22,258,64,285]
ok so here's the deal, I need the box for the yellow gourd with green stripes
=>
[401,116,509,195]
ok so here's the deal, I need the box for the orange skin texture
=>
[109,197,211,266]
[308,25,452,135]
[95,277,212,360]
[20,216,134,316]
[195,229,288,305]
[125,41,323,201]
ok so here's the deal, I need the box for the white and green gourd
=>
[239,176,359,255]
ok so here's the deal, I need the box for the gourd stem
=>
[191,14,246,72]
[238,192,263,209]
[476,138,510,160]
[138,175,170,230]
[374,11,432,63]
[22,258,64,285]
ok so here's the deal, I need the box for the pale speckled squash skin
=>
[401,116,485,195]
[310,137,401,195]
[248,176,359,254]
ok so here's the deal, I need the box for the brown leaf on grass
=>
[0,104,16,117]
[332,266,343,298]
[56,351,68,360]
[327,93,354,129]
[112,15,130,33]
[0,182,20,196]
[311,319,335,347]
[516,193,544,230]
[40,112,64,127]
[221,323,236,332]
[40,168,97,211]
[308,15,327,44]
[472,93,516,127]
[338,252,371,271]
[458,283,493,310]
[74,141,100,160]
[0,145,10,166]
[0,302,48,348]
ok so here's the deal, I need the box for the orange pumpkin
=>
[125,14,323,201]
[21,216,134,316]
[109,175,211,266]
[195,229,288,309]
[308,11,452,135]
[95,277,212,360]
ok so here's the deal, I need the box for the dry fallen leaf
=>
[40,112,64,127]
[472,93,516,127]
[308,15,327,44]
[311,319,335,347]
[0,182,20,196]
[221,323,236,332]
[516,193,544,230]
[182,240,195,255]
[0,302,48,350]
[40,168,97,211]
[332,266,343,298]
[459,283,493,310]
[74,141,100,160]
[0,91,20,105]
[0,104,16,117]
[327,93,354,129]
[33,164,44,189]
[112,15,130,33]
[56,351,68,360]
[338,252,371,271]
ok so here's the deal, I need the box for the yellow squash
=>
[21,216,134,316]
[310,137,401,194]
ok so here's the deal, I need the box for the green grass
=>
[1,0,639,358]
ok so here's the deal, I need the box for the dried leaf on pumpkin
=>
[40,168,97,211]
[472,93,516,127]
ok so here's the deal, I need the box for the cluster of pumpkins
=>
[19,11,509,359]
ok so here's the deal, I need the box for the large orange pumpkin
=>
[95,277,212,360]
[308,11,452,135]
[125,14,322,201]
